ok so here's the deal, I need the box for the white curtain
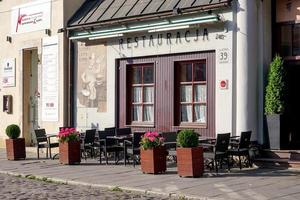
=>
[180,85,192,102]
[144,105,154,122]
[181,105,193,122]
[133,87,142,103]
[133,105,142,121]
[144,87,154,103]
[195,105,206,123]
[194,85,207,102]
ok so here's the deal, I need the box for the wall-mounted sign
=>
[41,36,59,122]
[3,95,13,114]
[11,0,51,35]
[218,48,230,64]
[220,80,229,90]
[2,58,16,87]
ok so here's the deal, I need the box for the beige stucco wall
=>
[0,0,84,147]
[276,0,300,22]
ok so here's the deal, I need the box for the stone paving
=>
[0,173,174,200]
[1,148,300,200]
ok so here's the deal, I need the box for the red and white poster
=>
[11,0,51,35]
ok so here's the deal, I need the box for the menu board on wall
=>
[2,58,16,87]
[41,36,59,122]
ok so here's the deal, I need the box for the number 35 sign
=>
[218,48,230,64]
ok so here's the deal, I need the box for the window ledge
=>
[173,124,207,129]
[126,124,155,128]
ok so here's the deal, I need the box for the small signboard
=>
[218,48,230,64]
[2,58,16,87]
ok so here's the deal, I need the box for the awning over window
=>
[68,0,232,29]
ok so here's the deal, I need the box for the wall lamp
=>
[57,28,66,33]
[6,36,12,43]
[45,29,51,36]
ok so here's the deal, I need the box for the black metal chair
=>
[80,129,96,160]
[228,131,252,169]
[124,131,145,167]
[34,129,59,159]
[161,132,177,162]
[203,133,231,173]
[116,127,131,136]
[95,130,123,164]
[104,127,116,134]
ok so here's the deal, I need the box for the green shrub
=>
[177,129,198,148]
[5,124,21,139]
[265,55,286,114]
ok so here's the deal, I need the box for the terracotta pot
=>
[140,146,166,174]
[59,140,81,165]
[177,147,204,177]
[6,138,26,160]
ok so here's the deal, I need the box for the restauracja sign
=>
[11,0,51,35]
[119,28,209,49]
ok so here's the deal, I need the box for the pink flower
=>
[148,137,155,142]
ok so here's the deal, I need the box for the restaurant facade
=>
[67,0,272,145]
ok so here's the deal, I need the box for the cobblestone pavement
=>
[0,173,175,200]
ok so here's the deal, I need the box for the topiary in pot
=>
[6,124,21,139]
[5,124,26,160]
[176,130,203,177]
[265,55,286,149]
[177,129,199,148]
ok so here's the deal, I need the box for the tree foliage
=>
[265,55,286,114]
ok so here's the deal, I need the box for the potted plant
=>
[176,129,203,177]
[265,55,286,149]
[58,128,81,165]
[5,124,26,160]
[140,131,166,174]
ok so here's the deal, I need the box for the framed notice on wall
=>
[41,36,59,122]
[2,58,16,87]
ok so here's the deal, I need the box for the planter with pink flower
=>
[140,131,166,174]
[58,128,81,165]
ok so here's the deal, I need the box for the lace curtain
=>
[132,86,154,122]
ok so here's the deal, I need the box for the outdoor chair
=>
[228,131,252,169]
[95,130,123,164]
[203,133,231,173]
[34,129,59,159]
[124,131,145,167]
[116,127,131,136]
[104,127,116,134]
[80,129,96,160]
[161,132,177,162]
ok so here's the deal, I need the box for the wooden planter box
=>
[177,147,204,177]
[59,141,81,165]
[6,138,26,160]
[140,146,166,174]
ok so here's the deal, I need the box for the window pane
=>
[143,105,154,122]
[194,105,206,123]
[180,85,192,102]
[194,63,206,81]
[132,67,142,84]
[143,67,154,84]
[144,87,154,103]
[132,87,142,103]
[280,25,292,56]
[293,25,300,55]
[180,63,192,82]
[181,105,193,122]
[194,85,206,102]
[132,105,142,121]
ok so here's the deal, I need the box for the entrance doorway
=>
[281,61,300,149]
[22,49,39,146]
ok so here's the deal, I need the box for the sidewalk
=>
[1,148,300,200]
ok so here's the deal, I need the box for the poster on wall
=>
[2,58,16,87]
[41,36,59,122]
[75,42,107,129]
[11,0,51,35]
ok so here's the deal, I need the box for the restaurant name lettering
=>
[119,28,209,49]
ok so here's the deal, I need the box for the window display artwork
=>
[75,42,107,113]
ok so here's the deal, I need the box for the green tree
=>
[265,55,286,114]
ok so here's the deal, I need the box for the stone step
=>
[254,158,300,169]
